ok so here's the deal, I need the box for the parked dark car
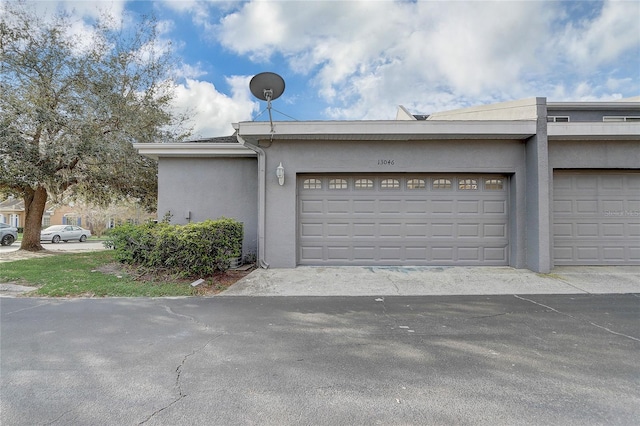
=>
[0,223,18,246]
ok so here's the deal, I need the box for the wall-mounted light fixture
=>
[276,162,285,186]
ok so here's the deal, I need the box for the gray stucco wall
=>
[523,100,552,273]
[158,157,258,258]
[549,140,640,169]
[259,138,528,269]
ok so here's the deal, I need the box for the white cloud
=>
[210,0,639,117]
[559,0,640,66]
[171,78,257,138]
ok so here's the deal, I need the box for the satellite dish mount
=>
[250,72,286,134]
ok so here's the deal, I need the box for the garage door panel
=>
[603,247,625,261]
[485,247,508,262]
[576,200,597,213]
[553,172,640,265]
[299,174,509,266]
[483,200,507,214]
[458,224,479,237]
[432,223,454,237]
[554,200,573,213]
[405,223,428,237]
[602,223,624,237]
[327,200,349,213]
[458,201,480,214]
[484,224,507,238]
[301,200,324,214]
[327,223,349,237]
[576,223,598,237]
[432,200,454,214]
[300,223,323,237]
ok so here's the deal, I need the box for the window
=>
[548,116,570,122]
[64,215,79,226]
[9,214,19,228]
[432,178,452,190]
[485,178,504,190]
[458,178,478,190]
[303,178,322,189]
[42,216,51,227]
[381,178,400,189]
[329,178,348,189]
[355,179,373,189]
[407,178,426,189]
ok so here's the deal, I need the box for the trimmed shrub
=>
[103,218,243,277]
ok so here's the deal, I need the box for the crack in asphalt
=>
[469,312,510,319]
[43,404,80,425]
[514,295,640,342]
[138,304,226,424]
[137,336,224,425]
[3,301,53,315]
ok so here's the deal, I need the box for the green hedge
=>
[103,218,243,277]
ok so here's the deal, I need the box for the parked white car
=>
[40,225,92,243]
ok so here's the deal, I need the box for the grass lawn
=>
[0,250,250,297]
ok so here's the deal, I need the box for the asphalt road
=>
[1,294,639,425]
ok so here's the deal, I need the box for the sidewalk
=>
[219,265,640,296]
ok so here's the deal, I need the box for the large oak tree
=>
[0,3,188,250]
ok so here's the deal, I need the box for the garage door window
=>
[484,178,504,190]
[407,178,426,189]
[329,178,348,189]
[459,178,478,190]
[432,178,452,190]
[303,178,322,189]
[381,178,400,189]
[355,179,373,189]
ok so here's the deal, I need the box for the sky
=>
[5,0,640,138]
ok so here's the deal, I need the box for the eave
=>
[548,122,640,140]
[133,143,257,160]
[233,120,537,145]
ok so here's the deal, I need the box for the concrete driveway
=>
[1,294,639,425]
[221,265,640,296]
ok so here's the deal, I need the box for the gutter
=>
[235,128,269,269]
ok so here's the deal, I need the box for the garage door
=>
[298,174,509,266]
[553,172,640,265]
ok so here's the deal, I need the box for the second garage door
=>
[553,172,640,265]
[298,174,509,266]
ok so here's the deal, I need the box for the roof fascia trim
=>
[133,143,257,160]
[235,120,536,141]
[548,122,640,140]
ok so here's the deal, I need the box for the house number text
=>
[377,159,395,166]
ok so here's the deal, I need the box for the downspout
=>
[235,128,269,269]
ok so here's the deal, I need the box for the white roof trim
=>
[133,143,256,159]
[233,120,537,144]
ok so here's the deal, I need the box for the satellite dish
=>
[250,72,286,133]
[250,72,285,102]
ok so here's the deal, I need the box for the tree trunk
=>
[20,186,47,251]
